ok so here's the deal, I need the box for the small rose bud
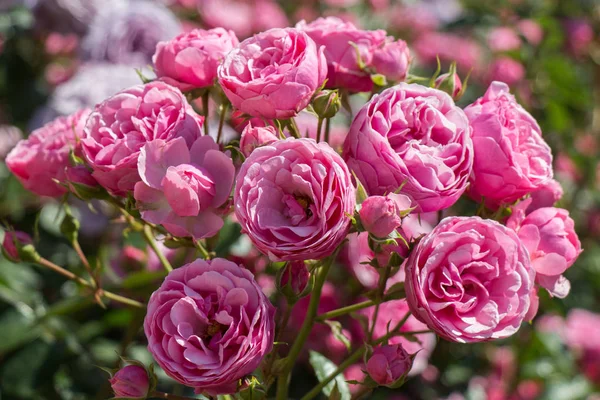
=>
[435,72,462,99]
[277,261,311,302]
[2,231,33,262]
[366,344,413,388]
[359,193,413,238]
[312,89,341,119]
[109,365,150,399]
[65,165,105,200]
[240,123,279,157]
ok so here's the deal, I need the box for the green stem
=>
[143,225,173,273]
[194,239,211,260]
[102,290,145,308]
[286,118,301,139]
[369,264,392,342]
[216,102,229,145]
[316,117,324,142]
[275,255,335,400]
[202,92,210,136]
[324,118,331,144]
[316,299,376,321]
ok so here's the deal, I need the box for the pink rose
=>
[134,136,235,239]
[464,82,553,209]
[144,258,275,395]
[488,57,525,86]
[359,299,435,375]
[527,179,563,212]
[153,28,239,91]
[563,19,594,57]
[517,20,543,46]
[239,124,279,156]
[297,17,410,92]
[565,309,600,383]
[109,365,149,399]
[507,201,582,298]
[343,83,473,212]
[366,344,412,387]
[487,27,521,52]
[359,193,413,238]
[2,231,33,262]
[218,28,327,119]
[82,81,204,196]
[405,216,535,343]
[6,109,91,197]
[235,138,356,261]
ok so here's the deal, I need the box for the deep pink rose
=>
[359,193,413,238]
[366,344,412,387]
[563,19,594,57]
[218,28,327,119]
[109,365,149,399]
[144,258,275,395]
[134,136,235,239]
[360,299,436,375]
[507,201,582,298]
[6,109,90,197]
[405,216,535,343]
[343,83,473,212]
[297,17,411,92]
[465,82,553,209]
[239,123,279,156]
[235,138,356,261]
[488,57,525,86]
[153,28,239,91]
[2,231,33,262]
[487,27,521,52]
[527,178,563,212]
[82,81,204,196]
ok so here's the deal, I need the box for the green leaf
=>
[370,74,387,87]
[385,282,405,300]
[308,351,351,400]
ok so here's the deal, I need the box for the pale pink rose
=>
[234,138,356,261]
[218,28,327,119]
[2,231,33,262]
[360,299,436,374]
[359,193,413,238]
[144,258,275,395]
[109,365,149,399]
[527,179,563,212]
[343,83,473,212]
[82,81,203,196]
[488,27,521,52]
[6,108,90,197]
[239,124,279,157]
[153,28,239,91]
[489,57,525,86]
[412,32,481,72]
[465,82,553,209]
[297,17,411,92]
[366,344,412,387]
[507,200,582,298]
[134,136,235,239]
[517,20,543,45]
[405,216,535,343]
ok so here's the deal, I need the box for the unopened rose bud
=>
[366,344,413,388]
[109,365,150,399]
[312,89,341,119]
[277,261,311,302]
[240,123,279,157]
[2,231,33,262]
[65,165,105,200]
[435,72,462,99]
[359,193,413,238]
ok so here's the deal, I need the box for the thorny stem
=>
[368,264,392,342]
[72,239,99,289]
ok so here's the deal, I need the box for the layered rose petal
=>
[405,216,535,343]
[144,258,275,395]
[218,28,327,119]
[234,137,355,261]
[82,81,204,196]
[465,81,553,209]
[343,83,473,212]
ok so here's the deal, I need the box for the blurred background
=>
[0,0,599,399]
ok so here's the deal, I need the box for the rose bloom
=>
[487,27,521,52]
[507,200,582,298]
[343,83,473,212]
[144,258,275,395]
[405,216,535,343]
[464,82,553,209]
[488,57,525,86]
[153,28,239,91]
[6,108,90,197]
[366,344,412,387]
[527,178,563,212]
[218,28,326,119]
[235,138,355,261]
[109,365,149,399]
[297,17,411,93]
[565,309,600,383]
[82,81,203,196]
[134,136,235,239]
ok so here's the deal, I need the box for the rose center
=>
[282,194,313,225]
